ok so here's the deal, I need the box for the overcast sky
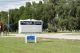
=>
[0,0,43,11]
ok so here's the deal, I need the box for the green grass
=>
[0,37,80,53]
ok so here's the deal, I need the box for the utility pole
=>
[8,11,9,34]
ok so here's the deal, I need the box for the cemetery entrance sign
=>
[18,19,43,34]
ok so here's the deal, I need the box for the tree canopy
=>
[0,0,80,32]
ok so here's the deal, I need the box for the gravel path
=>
[1,33,80,40]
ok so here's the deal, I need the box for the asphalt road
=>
[1,33,80,40]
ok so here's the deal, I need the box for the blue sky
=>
[0,0,43,11]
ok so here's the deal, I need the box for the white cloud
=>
[0,0,43,11]
[0,0,28,11]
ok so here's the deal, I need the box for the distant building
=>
[0,22,3,32]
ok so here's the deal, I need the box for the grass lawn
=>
[0,37,80,53]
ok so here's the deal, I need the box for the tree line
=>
[0,0,80,32]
